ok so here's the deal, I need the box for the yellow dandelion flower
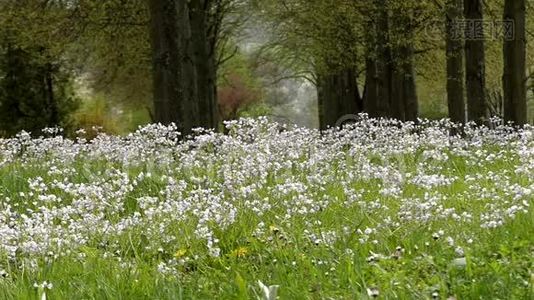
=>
[231,246,249,258]
[174,249,187,259]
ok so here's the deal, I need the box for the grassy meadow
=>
[0,117,532,299]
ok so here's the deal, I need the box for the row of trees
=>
[0,0,146,135]
[0,0,531,136]
[254,0,530,129]
[0,2,80,135]
[0,0,243,135]
[148,0,220,133]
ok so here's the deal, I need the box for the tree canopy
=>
[0,0,532,136]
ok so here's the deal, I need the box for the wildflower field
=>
[0,117,532,299]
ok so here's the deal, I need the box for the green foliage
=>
[73,95,121,136]
[238,101,272,118]
[69,0,152,108]
[0,0,532,130]
[419,94,449,120]
[73,93,151,136]
[218,47,259,89]
[218,45,268,120]
[0,42,78,136]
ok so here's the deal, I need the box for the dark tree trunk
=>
[148,0,181,124]
[148,0,198,135]
[317,74,337,130]
[367,0,419,122]
[389,45,418,122]
[390,65,405,121]
[503,0,527,126]
[446,0,466,124]
[317,67,362,129]
[45,63,59,126]
[375,1,392,118]
[402,45,419,122]
[363,57,379,117]
[338,67,361,116]
[363,12,380,118]
[464,0,488,125]
[189,0,218,130]
[317,77,326,130]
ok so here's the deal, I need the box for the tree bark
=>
[363,56,379,117]
[389,45,418,122]
[464,0,488,125]
[446,0,466,124]
[503,0,527,126]
[317,67,362,129]
[390,65,405,121]
[402,44,419,122]
[148,0,198,135]
[363,13,380,118]
[45,62,59,126]
[375,0,392,118]
[367,0,418,122]
[317,73,337,130]
[189,0,218,130]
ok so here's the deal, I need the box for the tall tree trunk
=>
[363,13,379,118]
[189,0,218,130]
[402,44,419,122]
[317,73,337,130]
[363,56,379,117]
[375,0,392,118]
[45,63,59,126]
[363,1,392,119]
[464,0,488,125]
[503,0,527,126]
[317,77,326,130]
[372,0,419,122]
[446,0,466,124]
[389,45,418,122]
[317,67,362,129]
[148,0,198,135]
[338,67,361,117]
[390,65,405,121]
